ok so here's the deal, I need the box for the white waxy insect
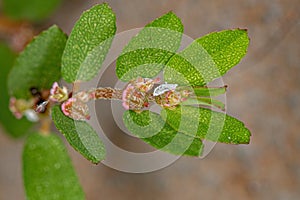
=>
[153,83,178,96]
[24,109,39,122]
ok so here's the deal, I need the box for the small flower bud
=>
[155,90,182,108]
[49,82,68,102]
[122,84,148,110]
[121,77,159,110]
[130,77,160,92]
[74,91,90,103]
[9,97,34,119]
[61,98,90,121]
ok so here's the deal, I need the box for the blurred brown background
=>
[1,0,299,199]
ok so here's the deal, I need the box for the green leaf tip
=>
[123,110,203,156]
[62,3,116,83]
[51,105,106,164]
[116,11,183,81]
[7,25,67,99]
[161,106,251,144]
[164,28,250,86]
[196,28,250,75]
[145,11,183,32]
[23,133,85,200]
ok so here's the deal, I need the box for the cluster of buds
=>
[10,77,223,122]
[122,77,160,110]
[49,82,123,121]
[121,77,193,110]
[60,97,90,120]
[9,97,39,122]
[49,82,91,121]
[155,88,190,109]
[9,87,52,122]
[53,77,191,120]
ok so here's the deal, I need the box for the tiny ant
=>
[30,87,50,113]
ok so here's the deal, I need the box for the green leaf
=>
[51,105,105,164]
[61,3,116,83]
[3,0,61,22]
[116,12,183,81]
[161,106,251,144]
[123,110,203,156]
[7,25,67,99]
[0,43,32,138]
[164,29,249,86]
[23,133,84,200]
[181,97,225,110]
[177,86,227,97]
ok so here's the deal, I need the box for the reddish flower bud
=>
[61,98,90,121]
[130,77,160,92]
[122,83,149,110]
[155,90,182,108]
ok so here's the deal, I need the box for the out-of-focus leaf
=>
[0,43,32,138]
[61,3,116,83]
[23,133,85,200]
[7,25,67,99]
[161,106,251,144]
[51,105,105,164]
[116,12,183,81]
[3,0,61,22]
[164,29,249,86]
[123,110,203,156]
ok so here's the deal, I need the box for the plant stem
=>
[39,117,51,136]
[89,87,123,100]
